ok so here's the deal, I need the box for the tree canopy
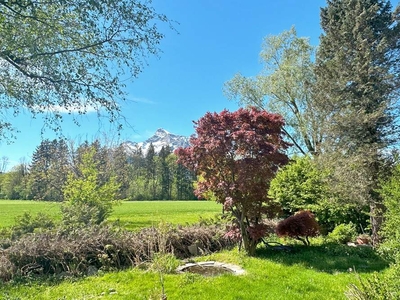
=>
[269,156,370,233]
[224,27,322,155]
[176,107,290,255]
[0,0,170,138]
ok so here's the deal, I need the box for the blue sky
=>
[1,0,394,170]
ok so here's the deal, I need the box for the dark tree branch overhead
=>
[0,0,172,139]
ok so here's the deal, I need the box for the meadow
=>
[0,200,389,300]
[0,200,222,230]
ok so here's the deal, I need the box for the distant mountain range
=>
[123,128,191,154]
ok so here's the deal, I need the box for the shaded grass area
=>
[0,200,221,229]
[255,242,387,274]
[0,245,388,300]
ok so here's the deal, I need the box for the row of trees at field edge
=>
[0,139,196,201]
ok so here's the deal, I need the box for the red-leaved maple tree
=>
[175,107,290,255]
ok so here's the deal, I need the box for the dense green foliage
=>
[269,157,327,215]
[327,223,358,245]
[62,147,120,225]
[0,0,170,139]
[346,160,400,299]
[379,160,400,259]
[269,156,369,233]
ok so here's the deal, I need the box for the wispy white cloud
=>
[130,97,156,105]
[32,102,99,114]
[45,104,98,114]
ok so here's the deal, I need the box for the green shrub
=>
[269,156,369,233]
[378,162,400,261]
[62,148,120,226]
[149,252,180,274]
[346,262,400,300]
[8,212,55,239]
[327,223,357,244]
[61,203,103,228]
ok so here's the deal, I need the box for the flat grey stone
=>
[176,261,245,276]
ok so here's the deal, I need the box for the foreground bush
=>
[347,262,400,300]
[0,222,234,281]
[62,148,120,226]
[327,223,357,244]
[276,210,319,245]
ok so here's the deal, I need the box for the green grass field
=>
[0,200,62,228]
[0,200,222,229]
[0,200,389,299]
[0,244,388,300]
[109,200,222,230]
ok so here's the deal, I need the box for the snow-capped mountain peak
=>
[123,128,190,154]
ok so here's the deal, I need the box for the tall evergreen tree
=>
[111,144,131,199]
[314,0,400,244]
[145,143,157,199]
[174,162,196,200]
[158,146,172,200]
[29,139,69,201]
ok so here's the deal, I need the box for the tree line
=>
[0,139,196,201]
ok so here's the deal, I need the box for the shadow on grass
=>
[255,243,389,274]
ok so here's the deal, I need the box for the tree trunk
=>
[238,211,257,256]
[370,201,384,247]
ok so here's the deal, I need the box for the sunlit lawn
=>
[0,200,62,228]
[109,200,222,230]
[0,200,389,299]
[0,200,221,229]
[0,244,388,300]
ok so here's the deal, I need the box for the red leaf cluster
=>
[175,107,291,253]
[175,107,290,211]
[276,210,319,245]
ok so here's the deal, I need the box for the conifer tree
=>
[29,139,69,201]
[314,0,400,244]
